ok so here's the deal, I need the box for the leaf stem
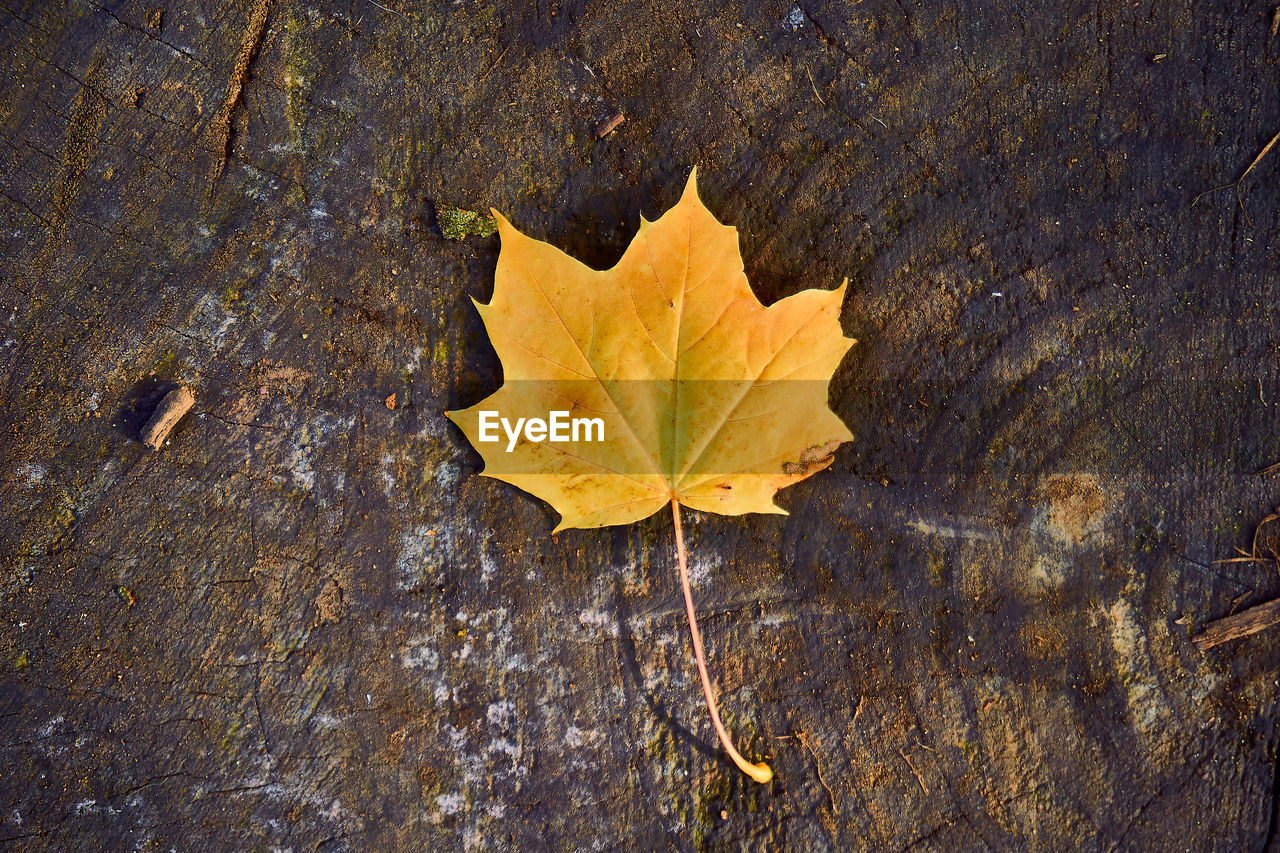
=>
[671,499,773,783]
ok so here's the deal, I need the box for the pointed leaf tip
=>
[681,166,701,202]
[490,208,517,239]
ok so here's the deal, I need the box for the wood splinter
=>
[595,112,625,139]
[141,387,195,449]
[1192,598,1280,650]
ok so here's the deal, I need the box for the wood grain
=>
[1,0,1278,849]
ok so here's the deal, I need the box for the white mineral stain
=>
[689,551,720,586]
[486,700,514,728]
[564,725,598,748]
[907,517,994,540]
[479,548,499,583]
[379,453,397,498]
[1108,598,1165,734]
[37,715,64,738]
[283,414,355,494]
[488,739,521,760]
[436,793,464,815]
[577,608,619,637]
[310,713,343,731]
[394,525,452,591]
[286,445,315,491]
[751,612,787,637]
[402,640,439,670]
[434,460,461,491]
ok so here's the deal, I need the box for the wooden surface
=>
[2,1,1280,849]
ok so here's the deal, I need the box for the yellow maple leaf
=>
[446,169,856,782]
[447,169,854,529]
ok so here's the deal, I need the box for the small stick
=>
[596,112,625,139]
[1256,461,1280,476]
[1191,128,1280,218]
[1192,598,1280,650]
[1249,511,1279,560]
[477,46,509,84]
[806,68,826,106]
[141,387,195,449]
[363,0,408,20]
[899,748,929,794]
[672,499,772,783]
[1234,129,1280,218]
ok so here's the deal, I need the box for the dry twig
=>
[1196,509,1280,648]
[1191,128,1280,223]
[477,46,509,84]
[1193,598,1280,650]
[806,68,826,107]
[1211,509,1279,566]
[899,748,929,794]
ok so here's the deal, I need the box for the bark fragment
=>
[141,387,195,449]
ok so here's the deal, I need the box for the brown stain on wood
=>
[52,53,108,228]
[1043,473,1106,545]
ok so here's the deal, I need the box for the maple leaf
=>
[446,169,855,782]
[447,170,854,529]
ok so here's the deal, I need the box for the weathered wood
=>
[140,386,194,449]
[1195,599,1280,651]
[2,0,1279,850]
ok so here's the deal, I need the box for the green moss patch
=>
[437,204,497,240]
